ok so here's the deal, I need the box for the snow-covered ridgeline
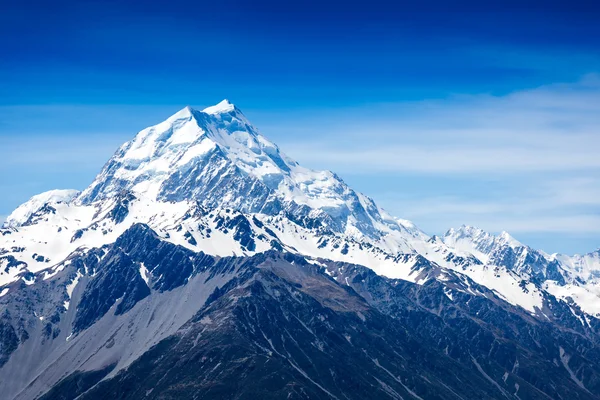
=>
[1,100,599,318]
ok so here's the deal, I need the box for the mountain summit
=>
[78,102,423,242]
[202,98,236,114]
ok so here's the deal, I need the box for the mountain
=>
[4,189,80,228]
[1,101,599,399]
[443,225,600,317]
[443,225,564,281]
[77,100,420,242]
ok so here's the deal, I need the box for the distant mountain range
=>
[1,101,599,399]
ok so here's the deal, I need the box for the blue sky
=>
[1,0,599,254]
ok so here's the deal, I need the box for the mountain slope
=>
[4,225,596,400]
[444,225,600,318]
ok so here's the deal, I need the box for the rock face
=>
[0,102,599,399]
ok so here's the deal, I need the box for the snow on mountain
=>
[4,189,79,228]
[0,193,429,289]
[443,225,564,279]
[202,98,236,114]
[443,225,523,264]
[555,249,600,281]
[77,101,423,243]
[444,225,600,317]
[1,101,599,319]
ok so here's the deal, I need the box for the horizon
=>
[1,0,599,255]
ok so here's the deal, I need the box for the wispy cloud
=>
[270,76,600,250]
[284,143,600,174]
[0,135,123,168]
[280,75,600,175]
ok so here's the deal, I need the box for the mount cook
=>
[1,100,599,399]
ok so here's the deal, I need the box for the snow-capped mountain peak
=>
[202,99,236,114]
[443,225,495,261]
[498,230,522,248]
[4,189,79,228]
[77,101,283,203]
[555,249,600,280]
[443,225,523,255]
[76,101,422,242]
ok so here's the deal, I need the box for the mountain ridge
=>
[1,100,599,399]
[3,222,599,400]
[2,101,599,318]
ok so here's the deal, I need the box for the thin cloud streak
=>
[272,76,600,246]
[370,175,600,243]
[0,135,123,169]
[286,145,600,174]
[383,197,600,233]
[280,76,600,175]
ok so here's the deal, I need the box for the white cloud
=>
[268,76,600,245]
[278,75,600,175]
[284,143,600,174]
[0,134,123,169]
[382,196,600,234]
[371,174,600,240]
